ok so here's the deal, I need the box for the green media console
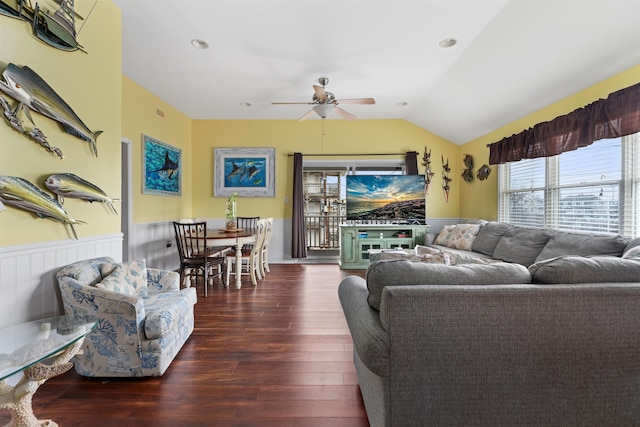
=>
[339,224,430,269]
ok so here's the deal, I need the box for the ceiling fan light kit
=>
[272,77,375,121]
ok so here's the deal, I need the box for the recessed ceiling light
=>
[397,102,408,107]
[240,102,252,107]
[190,39,209,49]
[439,38,457,48]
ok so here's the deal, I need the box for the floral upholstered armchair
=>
[56,257,197,377]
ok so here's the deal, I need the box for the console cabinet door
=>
[359,240,384,263]
[340,228,358,265]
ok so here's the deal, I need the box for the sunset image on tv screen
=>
[346,175,425,220]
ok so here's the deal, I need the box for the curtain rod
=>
[287,152,416,157]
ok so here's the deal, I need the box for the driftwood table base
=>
[0,340,84,427]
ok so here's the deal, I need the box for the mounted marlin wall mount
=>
[0,0,94,53]
[0,62,102,158]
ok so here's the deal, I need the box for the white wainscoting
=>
[0,234,123,329]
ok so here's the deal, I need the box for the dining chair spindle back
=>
[173,221,225,297]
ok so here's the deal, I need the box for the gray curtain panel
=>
[291,152,307,258]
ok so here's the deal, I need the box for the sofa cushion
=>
[529,255,640,284]
[472,221,513,256]
[492,227,552,266]
[433,223,482,250]
[535,232,629,263]
[98,259,148,296]
[143,289,197,340]
[622,245,640,259]
[625,237,640,254]
[366,260,531,310]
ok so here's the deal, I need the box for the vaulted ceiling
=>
[113,0,640,145]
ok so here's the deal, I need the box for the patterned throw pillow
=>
[96,265,138,295]
[98,259,148,296]
[433,224,481,251]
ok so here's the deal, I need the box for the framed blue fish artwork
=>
[142,134,182,196]
[214,148,275,197]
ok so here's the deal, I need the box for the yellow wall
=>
[191,119,460,220]
[459,64,640,221]
[121,76,193,223]
[2,0,637,248]
[0,0,122,246]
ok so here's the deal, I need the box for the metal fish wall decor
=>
[0,63,103,158]
[0,175,84,239]
[0,0,92,53]
[45,173,119,214]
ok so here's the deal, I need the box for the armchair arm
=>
[146,269,180,293]
[58,280,148,375]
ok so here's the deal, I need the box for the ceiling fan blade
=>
[313,85,328,102]
[334,106,356,121]
[298,109,316,121]
[272,102,313,105]
[336,98,376,105]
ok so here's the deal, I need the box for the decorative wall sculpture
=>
[0,63,102,158]
[0,0,89,53]
[421,147,436,194]
[0,175,83,239]
[45,173,119,214]
[461,154,474,183]
[477,164,492,180]
[441,155,452,203]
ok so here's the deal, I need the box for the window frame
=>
[498,133,639,237]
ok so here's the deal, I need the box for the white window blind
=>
[499,132,639,236]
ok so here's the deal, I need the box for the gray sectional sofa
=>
[338,221,640,427]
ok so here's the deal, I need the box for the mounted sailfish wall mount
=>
[0,0,94,53]
[0,62,102,158]
[0,175,84,239]
[45,173,119,214]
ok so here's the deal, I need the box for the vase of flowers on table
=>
[225,192,238,230]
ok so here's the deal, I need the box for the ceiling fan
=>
[272,77,375,121]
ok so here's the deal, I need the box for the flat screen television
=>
[346,175,426,221]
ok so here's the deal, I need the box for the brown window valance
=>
[488,82,640,165]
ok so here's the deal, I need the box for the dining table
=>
[206,228,256,289]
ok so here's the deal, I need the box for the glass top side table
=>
[0,315,96,427]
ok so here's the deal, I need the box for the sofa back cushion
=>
[56,256,117,288]
[366,260,531,310]
[492,227,552,266]
[529,255,640,284]
[472,221,513,256]
[535,232,629,263]
[625,237,640,255]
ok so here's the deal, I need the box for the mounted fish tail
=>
[0,63,102,156]
[0,175,85,239]
[45,173,119,214]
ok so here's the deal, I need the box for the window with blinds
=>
[498,132,639,236]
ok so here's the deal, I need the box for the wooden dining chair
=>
[259,217,273,278]
[173,221,225,297]
[236,216,260,253]
[225,219,267,287]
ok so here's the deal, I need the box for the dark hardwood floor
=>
[0,264,368,427]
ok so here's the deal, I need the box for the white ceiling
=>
[111,0,640,145]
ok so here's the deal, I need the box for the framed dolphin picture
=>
[214,147,275,197]
[142,134,182,196]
